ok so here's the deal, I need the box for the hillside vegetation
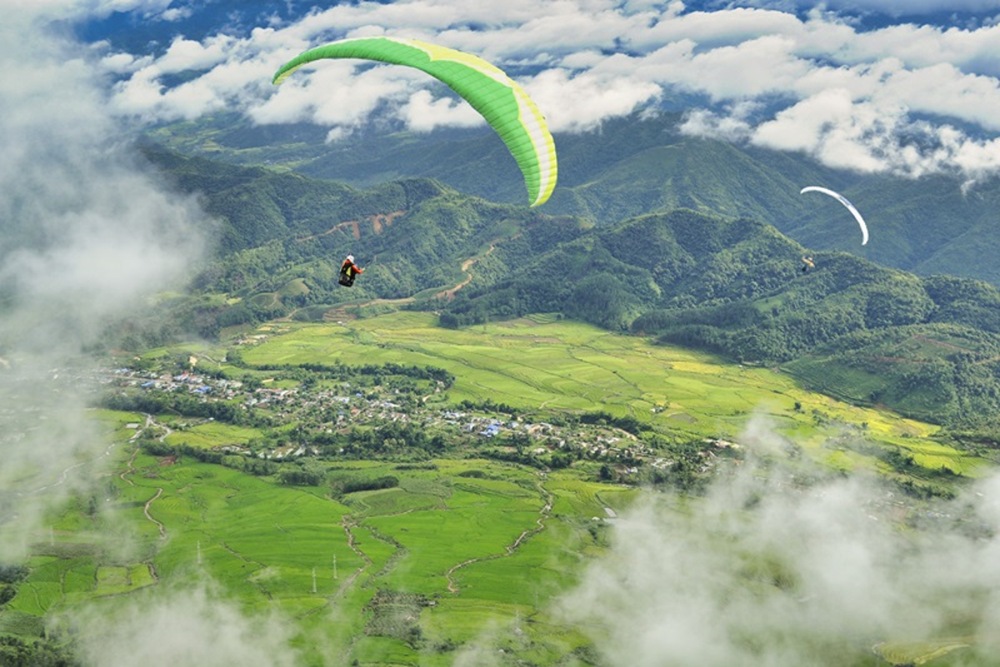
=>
[438,209,1000,431]
[136,145,1000,435]
[148,113,1000,285]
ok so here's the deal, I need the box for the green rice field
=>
[4,311,992,665]
[8,444,626,664]
[233,312,983,476]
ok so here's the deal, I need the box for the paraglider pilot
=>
[339,254,364,287]
[801,256,815,273]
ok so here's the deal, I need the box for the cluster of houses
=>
[104,365,715,472]
[113,367,238,398]
[435,410,662,468]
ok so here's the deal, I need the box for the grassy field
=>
[164,421,264,450]
[231,311,982,476]
[4,311,992,665]
[6,439,627,665]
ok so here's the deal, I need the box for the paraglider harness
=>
[339,261,358,287]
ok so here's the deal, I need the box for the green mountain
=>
[140,145,1000,434]
[140,145,587,333]
[439,207,1000,429]
[149,112,1000,286]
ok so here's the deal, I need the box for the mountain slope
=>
[141,146,1000,431]
[441,208,1000,428]
[147,113,1000,287]
[139,145,590,333]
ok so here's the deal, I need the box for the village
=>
[98,360,736,478]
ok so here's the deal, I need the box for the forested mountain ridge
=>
[142,144,450,253]
[443,207,1000,428]
[150,112,1000,285]
[141,145,1000,433]
[139,144,589,335]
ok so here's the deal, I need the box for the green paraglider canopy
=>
[273,36,558,207]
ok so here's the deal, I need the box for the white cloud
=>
[160,6,192,22]
[679,107,754,141]
[527,68,662,132]
[809,0,1000,14]
[66,583,301,667]
[684,81,1000,181]
[251,63,422,129]
[99,50,146,73]
[558,429,1000,665]
[110,35,279,122]
[75,0,1000,181]
[840,23,1000,76]
[636,5,807,50]
[440,7,655,61]
[741,0,1000,13]
[157,35,234,74]
[79,0,176,18]
[400,89,483,132]
[878,63,1000,131]
[109,66,166,116]
[752,89,882,164]
[0,1,208,560]
[674,35,813,100]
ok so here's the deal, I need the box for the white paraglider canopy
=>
[800,186,869,246]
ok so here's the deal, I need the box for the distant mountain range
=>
[139,141,1000,436]
[150,112,1000,286]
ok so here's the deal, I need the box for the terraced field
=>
[3,312,992,665]
[239,311,983,476]
[7,443,629,664]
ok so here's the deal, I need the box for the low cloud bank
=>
[65,584,301,667]
[559,423,1000,665]
[0,4,209,560]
